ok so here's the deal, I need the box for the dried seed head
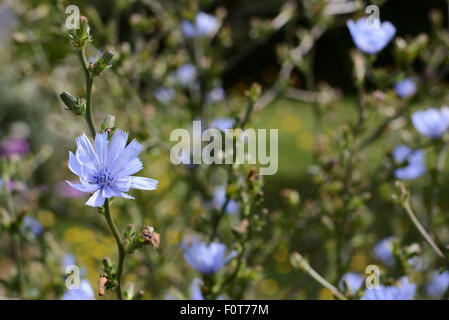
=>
[98,276,108,296]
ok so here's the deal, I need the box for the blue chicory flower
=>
[361,277,416,300]
[213,186,240,214]
[207,87,225,103]
[411,107,449,139]
[154,87,176,103]
[347,17,396,54]
[61,279,95,300]
[426,270,449,298]
[190,278,204,300]
[210,118,234,131]
[20,216,43,236]
[373,237,395,266]
[62,253,76,268]
[339,272,365,295]
[66,130,158,207]
[176,64,197,87]
[393,145,426,180]
[394,78,417,98]
[183,240,237,275]
[182,12,219,38]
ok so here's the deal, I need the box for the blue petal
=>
[68,151,82,177]
[76,133,99,167]
[128,176,159,190]
[102,185,122,198]
[111,139,143,175]
[108,129,128,167]
[120,192,135,199]
[114,158,142,178]
[65,180,98,193]
[85,190,106,207]
[94,132,109,165]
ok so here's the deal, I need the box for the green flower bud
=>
[90,50,114,77]
[60,92,85,116]
[69,16,92,50]
[103,114,116,130]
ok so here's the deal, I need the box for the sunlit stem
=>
[104,199,126,300]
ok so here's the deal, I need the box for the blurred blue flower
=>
[66,130,158,207]
[373,237,395,266]
[61,279,95,300]
[0,6,16,44]
[182,12,219,38]
[176,64,197,86]
[207,87,225,103]
[20,216,43,236]
[347,17,396,54]
[210,118,234,131]
[393,145,426,180]
[411,107,449,139]
[213,186,240,214]
[394,78,416,98]
[62,253,76,268]
[426,270,449,298]
[362,277,416,300]
[339,272,364,295]
[183,240,237,275]
[62,253,86,277]
[155,87,175,103]
[190,278,204,300]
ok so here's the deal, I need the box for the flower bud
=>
[69,16,92,50]
[103,114,116,130]
[60,92,85,115]
[101,50,114,65]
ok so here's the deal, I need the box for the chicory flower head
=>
[347,17,396,54]
[190,278,204,300]
[373,237,395,266]
[393,145,426,180]
[426,270,449,298]
[176,64,197,86]
[411,107,449,139]
[213,186,240,214]
[66,130,158,207]
[210,118,234,131]
[20,216,43,236]
[61,279,95,300]
[154,87,176,103]
[183,240,237,275]
[339,272,365,295]
[394,78,417,98]
[182,12,219,38]
[361,277,416,300]
[207,87,225,103]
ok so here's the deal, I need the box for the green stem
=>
[12,233,25,297]
[104,199,126,300]
[402,199,447,263]
[291,253,347,300]
[77,50,96,138]
[2,167,25,298]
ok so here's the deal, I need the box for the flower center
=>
[92,168,114,186]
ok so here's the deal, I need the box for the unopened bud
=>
[60,92,85,115]
[101,50,114,65]
[103,114,115,130]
